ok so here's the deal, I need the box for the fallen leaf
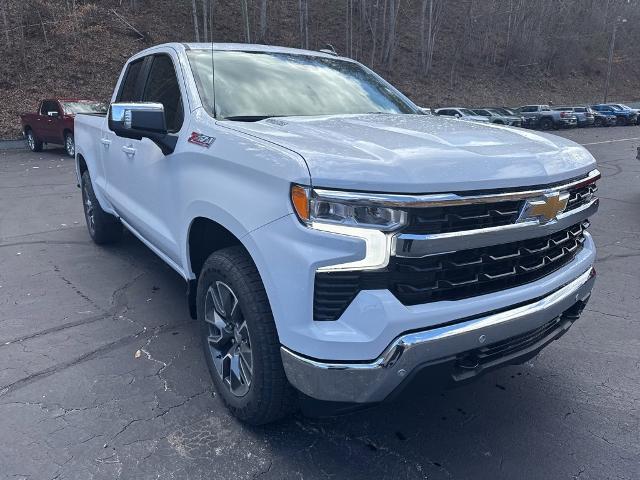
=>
[134,350,142,359]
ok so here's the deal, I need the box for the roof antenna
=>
[319,43,338,56]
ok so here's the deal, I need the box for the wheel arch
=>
[185,214,276,321]
[76,153,88,187]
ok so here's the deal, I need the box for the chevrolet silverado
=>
[74,43,599,424]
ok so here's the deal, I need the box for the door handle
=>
[122,145,136,156]
[100,138,111,149]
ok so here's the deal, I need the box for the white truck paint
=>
[75,43,598,423]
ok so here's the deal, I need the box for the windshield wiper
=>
[223,115,278,122]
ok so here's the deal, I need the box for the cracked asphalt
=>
[0,126,639,480]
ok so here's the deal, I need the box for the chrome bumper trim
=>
[281,267,595,403]
[393,198,598,257]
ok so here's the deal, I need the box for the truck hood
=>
[221,113,596,193]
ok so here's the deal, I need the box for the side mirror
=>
[455,113,461,118]
[109,102,177,155]
[47,111,59,117]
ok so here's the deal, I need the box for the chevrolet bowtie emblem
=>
[518,192,569,223]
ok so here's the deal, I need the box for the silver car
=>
[473,108,523,127]
[434,107,491,123]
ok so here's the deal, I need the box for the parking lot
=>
[0,126,638,480]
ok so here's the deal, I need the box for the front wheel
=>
[65,133,75,157]
[197,246,296,424]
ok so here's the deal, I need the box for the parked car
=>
[591,104,638,126]
[591,110,617,127]
[20,99,107,157]
[605,103,640,125]
[472,108,523,127]
[491,107,537,128]
[75,43,599,424]
[552,106,595,127]
[515,105,578,130]
[434,107,491,123]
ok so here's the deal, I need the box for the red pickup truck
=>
[21,99,107,157]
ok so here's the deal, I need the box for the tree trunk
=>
[191,0,200,42]
[383,0,400,68]
[241,0,250,43]
[1,1,10,47]
[298,0,308,49]
[202,0,208,42]
[260,0,267,42]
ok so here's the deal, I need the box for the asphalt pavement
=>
[0,126,638,480]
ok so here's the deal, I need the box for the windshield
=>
[459,109,476,116]
[60,101,107,115]
[187,50,419,120]
[491,108,513,116]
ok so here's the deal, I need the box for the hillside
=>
[1,0,640,138]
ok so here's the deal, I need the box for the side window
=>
[41,100,57,115]
[142,54,184,132]
[118,58,144,102]
[520,106,536,113]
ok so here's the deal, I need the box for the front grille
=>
[313,222,587,320]
[403,182,596,235]
[566,183,597,212]
[404,201,521,235]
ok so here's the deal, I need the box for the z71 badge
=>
[188,132,216,148]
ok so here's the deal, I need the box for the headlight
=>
[290,185,406,271]
[290,185,407,231]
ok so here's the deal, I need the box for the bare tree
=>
[382,0,400,68]
[259,0,267,43]
[202,0,208,42]
[420,0,443,75]
[240,0,250,43]
[299,0,308,49]
[191,0,200,41]
[1,0,10,46]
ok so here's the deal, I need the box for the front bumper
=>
[281,267,595,403]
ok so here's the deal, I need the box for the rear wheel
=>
[616,116,626,126]
[64,133,75,157]
[539,117,553,130]
[25,129,43,152]
[81,170,122,244]
[594,117,603,127]
[197,246,296,424]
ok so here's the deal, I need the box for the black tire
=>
[64,132,75,157]
[197,246,296,425]
[594,117,603,127]
[539,117,553,130]
[81,170,122,244]
[25,129,43,152]
[616,116,626,126]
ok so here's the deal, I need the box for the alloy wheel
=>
[204,281,253,397]
[82,184,95,235]
[66,136,75,157]
[27,133,35,151]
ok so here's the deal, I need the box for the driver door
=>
[103,53,185,265]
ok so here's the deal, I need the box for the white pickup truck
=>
[74,43,599,424]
